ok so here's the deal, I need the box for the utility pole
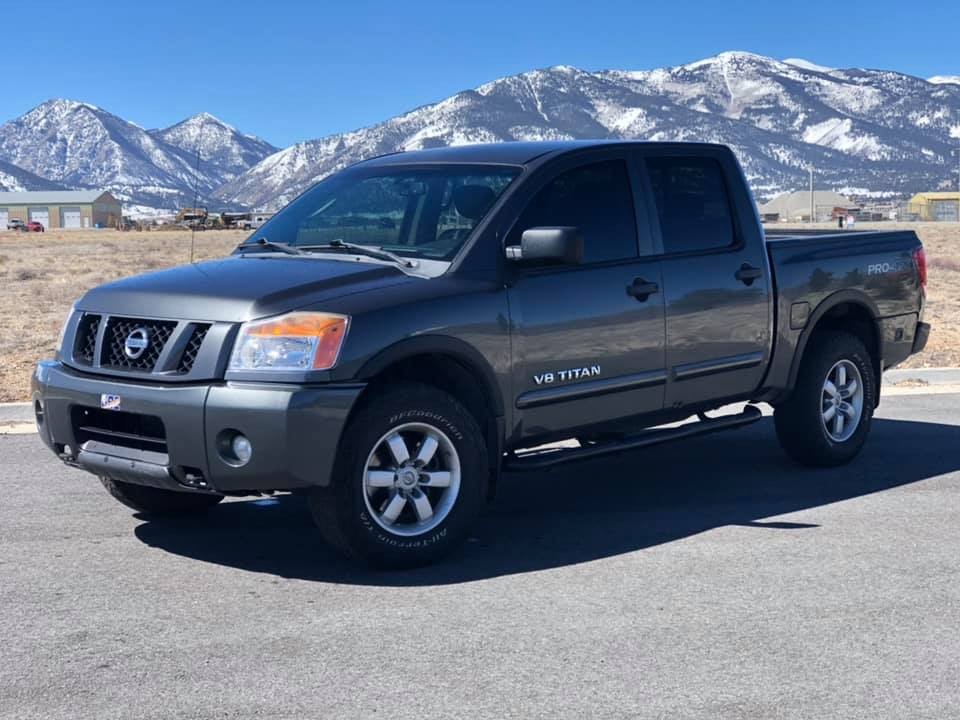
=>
[809,166,815,224]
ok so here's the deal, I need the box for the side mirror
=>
[507,227,583,265]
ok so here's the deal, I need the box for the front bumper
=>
[32,360,364,495]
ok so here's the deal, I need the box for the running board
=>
[504,405,763,471]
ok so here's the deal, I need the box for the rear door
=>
[637,148,771,408]
[506,151,666,441]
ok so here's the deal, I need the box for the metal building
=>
[0,190,122,230]
[758,190,858,223]
[905,192,960,222]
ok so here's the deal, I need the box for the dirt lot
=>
[0,229,243,402]
[0,223,956,402]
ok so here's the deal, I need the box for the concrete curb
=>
[0,421,36,435]
[0,403,33,423]
[885,367,960,386]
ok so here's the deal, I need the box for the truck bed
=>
[759,226,924,400]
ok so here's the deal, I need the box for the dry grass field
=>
[0,223,957,402]
[0,229,243,402]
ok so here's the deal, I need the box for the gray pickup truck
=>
[32,141,929,568]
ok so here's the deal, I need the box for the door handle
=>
[735,264,763,286]
[627,278,659,301]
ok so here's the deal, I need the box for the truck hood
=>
[78,255,414,322]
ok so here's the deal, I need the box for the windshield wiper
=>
[299,239,419,268]
[236,237,306,256]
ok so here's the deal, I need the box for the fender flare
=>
[356,334,505,417]
[786,289,882,392]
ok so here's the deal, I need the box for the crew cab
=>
[32,141,929,568]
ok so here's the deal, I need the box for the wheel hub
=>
[398,468,419,488]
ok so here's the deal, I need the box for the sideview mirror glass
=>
[510,227,583,265]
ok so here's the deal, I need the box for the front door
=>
[639,150,771,408]
[506,155,666,442]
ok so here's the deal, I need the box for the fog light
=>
[231,434,253,465]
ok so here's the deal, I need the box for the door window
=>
[645,157,735,254]
[509,160,638,263]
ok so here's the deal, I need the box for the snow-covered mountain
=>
[218,52,960,210]
[149,112,277,188]
[0,158,65,193]
[0,100,275,209]
[0,53,957,212]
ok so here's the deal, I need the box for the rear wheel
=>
[774,331,876,467]
[309,383,487,569]
[99,477,223,516]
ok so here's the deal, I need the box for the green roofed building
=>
[0,190,122,230]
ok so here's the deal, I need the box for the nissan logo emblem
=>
[123,327,151,360]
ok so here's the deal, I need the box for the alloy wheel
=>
[362,422,461,537]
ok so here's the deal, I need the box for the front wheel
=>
[774,331,876,467]
[309,383,488,569]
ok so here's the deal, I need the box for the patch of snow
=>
[784,58,835,73]
[928,76,960,85]
[801,117,888,159]
[123,204,176,220]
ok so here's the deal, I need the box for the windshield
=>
[246,165,520,261]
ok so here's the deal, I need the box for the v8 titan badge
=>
[100,394,122,411]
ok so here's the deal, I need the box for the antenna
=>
[189,114,206,264]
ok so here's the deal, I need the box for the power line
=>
[189,116,206,264]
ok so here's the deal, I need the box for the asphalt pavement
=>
[1,391,959,719]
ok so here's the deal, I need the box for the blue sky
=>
[7,0,958,147]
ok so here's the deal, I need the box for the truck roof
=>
[360,140,732,168]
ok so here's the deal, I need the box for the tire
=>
[309,382,488,569]
[99,476,223,516]
[774,331,876,467]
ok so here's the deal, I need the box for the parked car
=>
[237,214,273,231]
[33,141,929,568]
[25,221,45,232]
[6,218,25,231]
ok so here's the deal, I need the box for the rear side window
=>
[645,157,735,254]
[510,160,638,263]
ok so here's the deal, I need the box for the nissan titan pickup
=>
[32,141,930,568]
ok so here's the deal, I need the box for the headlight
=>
[229,312,349,372]
[56,303,76,357]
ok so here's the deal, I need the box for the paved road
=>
[2,393,959,719]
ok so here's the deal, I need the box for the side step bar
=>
[504,405,763,471]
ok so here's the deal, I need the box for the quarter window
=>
[510,160,638,263]
[645,157,735,254]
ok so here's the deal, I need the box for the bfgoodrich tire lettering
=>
[774,331,876,467]
[309,382,488,568]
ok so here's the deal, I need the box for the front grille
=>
[73,314,100,365]
[71,406,168,454]
[101,317,177,372]
[177,324,210,374]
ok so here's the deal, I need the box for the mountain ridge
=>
[0,100,276,211]
[217,52,960,210]
[0,52,957,214]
